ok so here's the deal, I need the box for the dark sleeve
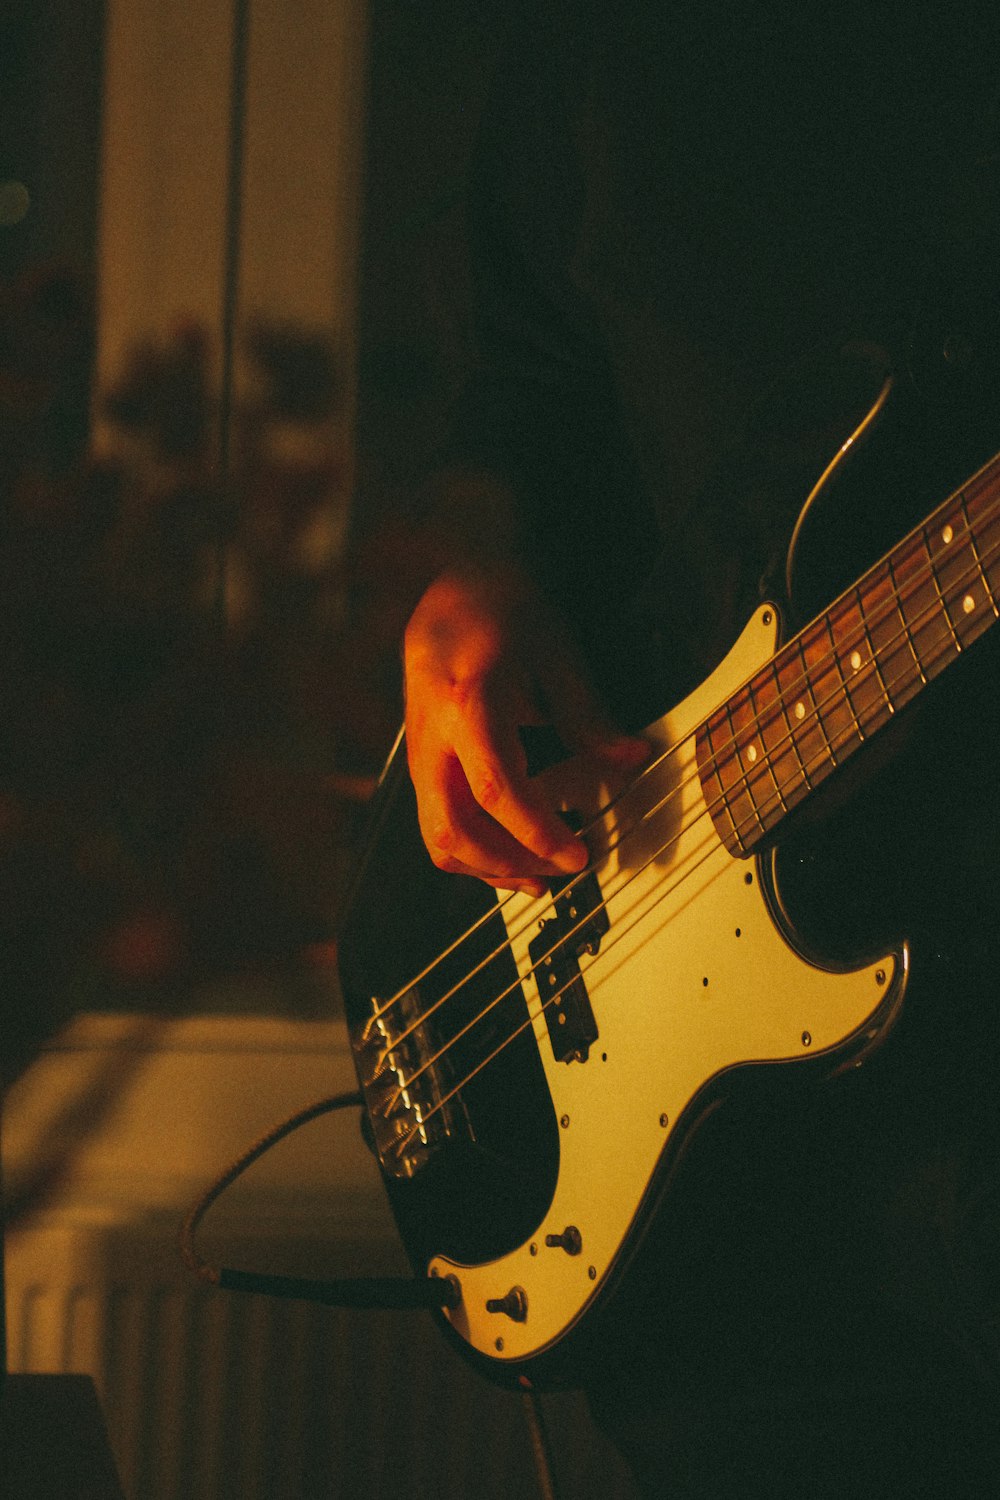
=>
[432,17,661,709]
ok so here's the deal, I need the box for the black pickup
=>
[528,860,608,1064]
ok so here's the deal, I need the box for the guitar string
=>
[358,370,898,1048]
[392,823,724,1160]
[362,464,999,1050]
[380,490,1000,1102]
[359,745,648,1046]
[364,476,1000,1072]
[376,508,1000,1137]
[365,766,669,1063]
[388,542,1000,1160]
[384,804,716,1136]
[388,611,1000,1162]
[370,486,1000,1115]
[386,522,1000,1152]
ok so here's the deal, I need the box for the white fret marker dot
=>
[963,593,975,615]
[747,745,758,763]
[795,701,806,720]
[942,524,954,545]
[850,650,862,671]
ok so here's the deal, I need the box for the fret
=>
[827,591,890,737]
[699,706,753,856]
[749,660,811,818]
[774,640,828,792]
[893,530,960,677]
[862,559,924,712]
[697,442,1000,859]
[925,511,976,631]
[852,584,894,721]
[924,504,996,659]
[725,689,772,842]
[799,616,862,765]
[957,487,1000,622]
[886,550,929,695]
[962,460,1000,610]
[828,615,867,744]
[921,518,966,654]
[739,677,790,834]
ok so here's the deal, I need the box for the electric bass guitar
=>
[337,371,1000,1388]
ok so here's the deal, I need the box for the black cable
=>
[180,1090,557,1494]
[521,1391,562,1500]
[178,1088,459,1311]
[218,1267,459,1310]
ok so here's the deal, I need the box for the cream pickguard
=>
[341,415,1000,1380]
[429,604,903,1365]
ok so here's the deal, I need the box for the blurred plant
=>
[0,278,377,1079]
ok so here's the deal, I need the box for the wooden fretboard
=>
[698,447,1000,857]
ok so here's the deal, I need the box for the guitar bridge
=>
[355,987,471,1179]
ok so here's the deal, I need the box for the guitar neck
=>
[699,446,1000,857]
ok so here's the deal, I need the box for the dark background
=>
[0,0,513,1075]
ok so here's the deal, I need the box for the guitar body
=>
[338,356,1000,1387]
[433,606,907,1371]
[338,610,905,1387]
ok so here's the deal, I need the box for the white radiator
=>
[4,1014,638,1500]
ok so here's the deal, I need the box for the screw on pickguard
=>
[529,813,608,1064]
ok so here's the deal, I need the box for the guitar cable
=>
[179,1090,565,1499]
[177,1087,459,1311]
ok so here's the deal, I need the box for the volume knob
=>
[485,1286,528,1322]
[545,1225,582,1255]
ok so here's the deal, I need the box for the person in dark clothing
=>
[399,5,1000,1493]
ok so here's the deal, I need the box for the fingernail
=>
[500,879,547,897]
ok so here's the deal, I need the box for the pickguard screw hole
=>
[659,1113,669,1128]
[495,1338,504,1351]
[702,976,709,987]
[875,969,886,985]
[762,610,773,626]
[588,1266,597,1281]
[560,1114,570,1129]
[802,1031,812,1047]
[735,927,741,938]
[744,872,753,885]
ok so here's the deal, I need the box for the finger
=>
[452,687,589,875]
[416,740,573,887]
[428,855,548,899]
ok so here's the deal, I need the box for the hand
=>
[403,565,649,896]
